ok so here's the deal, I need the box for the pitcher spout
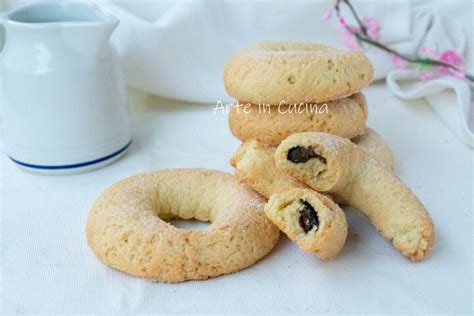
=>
[63,14,119,57]
[57,3,120,57]
[3,2,119,57]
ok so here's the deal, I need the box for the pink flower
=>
[418,71,434,81]
[362,17,381,40]
[419,48,439,59]
[323,8,334,21]
[439,50,463,68]
[338,17,346,26]
[436,65,465,78]
[390,54,408,68]
[436,66,452,76]
[450,70,466,79]
[340,27,361,50]
[420,49,464,77]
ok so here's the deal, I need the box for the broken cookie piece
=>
[264,188,348,260]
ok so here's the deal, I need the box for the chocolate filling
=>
[287,146,326,164]
[298,199,319,233]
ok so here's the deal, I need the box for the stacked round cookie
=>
[224,41,373,146]
[225,42,434,261]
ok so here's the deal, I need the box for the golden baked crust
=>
[224,41,373,104]
[353,128,395,171]
[230,131,393,200]
[86,168,279,282]
[230,140,308,198]
[229,93,368,146]
[274,132,435,261]
[265,188,348,260]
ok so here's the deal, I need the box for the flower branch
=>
[327,0,473,83]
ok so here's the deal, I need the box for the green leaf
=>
[415,57,433,71]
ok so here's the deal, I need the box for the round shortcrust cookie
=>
[224,41,373,104]
[86,169,279,282]
[229,93,368,146]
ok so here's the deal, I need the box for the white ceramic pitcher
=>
[0,2,131,174]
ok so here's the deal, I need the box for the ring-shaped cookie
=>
[86,169,280,282]
[228,93,368,146]
[224,41,373,104]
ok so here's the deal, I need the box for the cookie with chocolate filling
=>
[265,188,348,260]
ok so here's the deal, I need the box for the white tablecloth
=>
[1,83,472,314]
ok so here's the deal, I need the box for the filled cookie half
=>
[230,129,394,201]
[265,188,348,260]
[275,132,435,261]
[230,140,308,198]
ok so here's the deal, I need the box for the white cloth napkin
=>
[95,0,409,103]
[382,10,473,148]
